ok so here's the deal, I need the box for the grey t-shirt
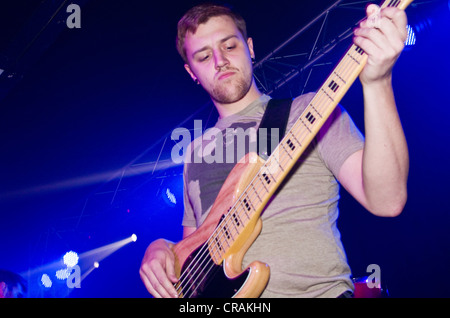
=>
[182,93,365,297]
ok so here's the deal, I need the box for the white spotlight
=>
[55,268,70,280]
[41,274,52,288]
[93,261,100,268]
[63,251,79,267]
[131,234,137,242]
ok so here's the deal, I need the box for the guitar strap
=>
[257,98,292,158]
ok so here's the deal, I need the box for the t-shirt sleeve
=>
[316,105,365,177]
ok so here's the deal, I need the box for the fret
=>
[278,149,293,175]
[261,171,272,185]
[345,51,361,65]
[262,169,277,184]
[241,195,254,213]
[269,153,284,173]
[334,54,353,83]
[290,122,310,149]
[350,45,367,64]
[333,71,347,84]
[286,138,296,151]
[257,173,270,192]
[250,182,264,203]
[299,117,312,133]
[227,210,240,235]
[309,103,323,118]
[231,209,244,227]
[305,111,317,124]
[355,45,365,55]
[328,79,340,93]
[214,235,223,252]
[287,130,302,148]
[222,223,232,240]
[280,141,294,160]
[222,233,231,248]
[320,88,335,103]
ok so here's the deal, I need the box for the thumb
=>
[165,255,178,283]
[366,3,380,16]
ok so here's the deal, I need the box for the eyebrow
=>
[191,35,240,58]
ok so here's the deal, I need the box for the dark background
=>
[0,0,449,297]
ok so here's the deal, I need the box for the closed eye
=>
[198,55,210,62]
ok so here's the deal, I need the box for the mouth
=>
[217,71,236,81]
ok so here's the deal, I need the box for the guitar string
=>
[175,42,366,297]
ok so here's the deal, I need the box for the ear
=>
[247,37,255,60]
[184,63,198,83]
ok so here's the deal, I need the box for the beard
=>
[209,69,253,105]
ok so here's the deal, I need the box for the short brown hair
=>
[176,3,248,64]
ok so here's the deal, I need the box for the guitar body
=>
[172,152,270,298]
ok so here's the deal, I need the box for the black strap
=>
[257,98,292,158]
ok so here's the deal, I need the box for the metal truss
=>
[252,0,435,97]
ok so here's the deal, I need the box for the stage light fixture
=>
[63,251,79,267]
[405,24,416,46]
[131,234,137,242]
[165,187,177,205]
[55,268,70,280]
[41,274,52,288]
[93,261,100,268]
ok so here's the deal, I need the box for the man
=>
[140,2,409,298]
[0,269,27,298]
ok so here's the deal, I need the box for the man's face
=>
[183,15,255,105]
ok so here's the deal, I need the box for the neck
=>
[214,82,263,118]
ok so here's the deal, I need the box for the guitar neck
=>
[207,0,413,263]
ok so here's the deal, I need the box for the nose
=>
[214,50,229,71]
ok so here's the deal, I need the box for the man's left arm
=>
[337,4,409,217]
